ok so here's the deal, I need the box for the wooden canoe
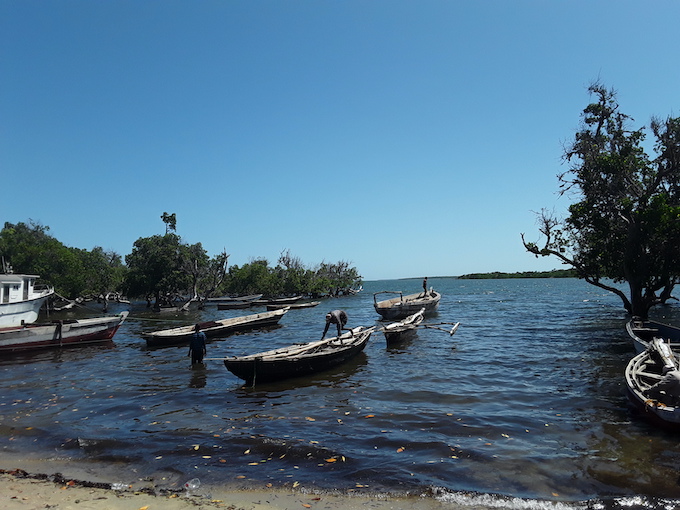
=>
[373,289,441,320]
[266,301,320,311]
[382,308,425,345]
[626,318,680,354]
[142,308,289,347]
[252,296,302,306]
[217,301,254,310]
[206,294,263,304]
[223,326,374,385]
[625,338,680,429]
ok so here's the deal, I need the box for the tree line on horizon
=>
[0,215,362,309]
[458,269,577,279]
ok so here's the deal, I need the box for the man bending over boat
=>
[322,310,352,339]
[188,324,207,365]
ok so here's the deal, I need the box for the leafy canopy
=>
[523,83,680,319]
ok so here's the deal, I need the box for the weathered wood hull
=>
[224,327,373,385]
[266,301,320,311]
[626,319,680,353]
[143,308,289,347]
[625,344,680,430]
[252,296,302,306]
[382,308,424,345]
[206,294,263,304]
[0,312,128,354]
[216,301,253,310]
[374,291,440,320]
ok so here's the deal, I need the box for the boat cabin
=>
[0,274,50,305]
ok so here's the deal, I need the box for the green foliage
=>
[523,83,680,318]
[0,221,126,299]
[218,254,362,298]
[1,216,362,304]
[124,234,190,304]
[161,212,177,234]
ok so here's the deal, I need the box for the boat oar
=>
[420,322,461,336]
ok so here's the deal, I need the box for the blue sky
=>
[2,1,679,281]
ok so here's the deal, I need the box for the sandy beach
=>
[0,467,451,510]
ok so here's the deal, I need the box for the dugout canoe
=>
[223,326,374,385]
[373,289,441,320]
[142,308,289,347]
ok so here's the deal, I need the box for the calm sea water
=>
[2,277,680,509]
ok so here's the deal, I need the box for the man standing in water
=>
[188,324,207,365]
[321,310,352,339]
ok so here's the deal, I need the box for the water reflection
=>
[189,364,207,388]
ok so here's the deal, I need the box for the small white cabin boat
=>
[0,274,54,327]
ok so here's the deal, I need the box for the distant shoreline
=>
[386,269,576,281]
[457,269,577,279]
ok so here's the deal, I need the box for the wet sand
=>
[0,460,451,510]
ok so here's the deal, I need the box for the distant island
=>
[458,269,577,279]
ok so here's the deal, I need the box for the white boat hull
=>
[0,312,128,354]
[0,294,52,326]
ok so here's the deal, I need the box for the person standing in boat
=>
[422,277,428,297]
[188,324,207,365]
[321,310,352,339]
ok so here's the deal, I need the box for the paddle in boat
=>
[223,326,375,385]
[625,337,680,430]
[373,288,441,321]
[0,311,128,354]
[142,308,289,347]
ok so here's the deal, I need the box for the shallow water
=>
[2,277,680,509]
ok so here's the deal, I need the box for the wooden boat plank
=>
[224,326,374,384]
[373,290,441,321]
[143,308,289,346]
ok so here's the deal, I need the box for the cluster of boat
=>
[219,287,458,386]
[625,319,680,430]
[0,274,456,387]
[7,270,680,427]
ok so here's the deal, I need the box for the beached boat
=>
[373,289,441,320]
[142,308,289,347]
[625,337,680,429]
[0,311,128,354]
[0,273,54,327]
[266,301,320,311]
[382,308,425,345]
[626,318,680,353]
[223,326,375,385]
